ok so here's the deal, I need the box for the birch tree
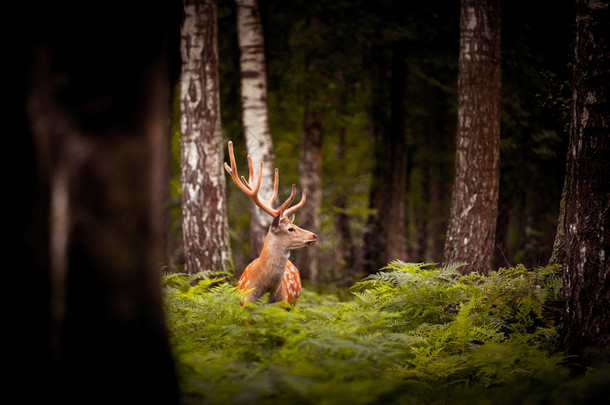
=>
[444,0,501,275]
[236,0,276,256]
[181,0,232,274]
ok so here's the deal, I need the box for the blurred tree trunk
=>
[333,127,357,279]
[557,0,610,356]
[236,0,276,257]
[426,108,451,263]
[294,90,323,282]
[363,41,408,274]
[444,0,501,275]
[16,1,180,403]
[181,0,233,274]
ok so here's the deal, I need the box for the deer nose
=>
[306,234,319,245]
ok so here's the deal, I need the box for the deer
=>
[224,141,318,305]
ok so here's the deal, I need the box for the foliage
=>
[163,263,609,404]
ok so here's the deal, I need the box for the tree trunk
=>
[333,127,357,279]
[362,42,408,274]
[549,176,568,266]
[181,0,233,274]
[294,90,323,282]
[235,0,276,256]
[444,0,501,275]
[18,1,180,402]
[559,0,610,356]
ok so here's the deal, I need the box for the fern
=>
[162,264,608,405]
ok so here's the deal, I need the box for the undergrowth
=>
[162,263,609,405]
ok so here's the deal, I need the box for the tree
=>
[444,0,501,275]
[362,41,408,274]
[235,0,277,257]
[556,0,610,356]
[181,0,233,274]
[290,15,327,283]
[294,89,324,281]
[12,0,180,402]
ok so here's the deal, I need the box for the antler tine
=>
[284,190,306,218]
[276,184,297,217]
[224,141,279,218]
[224,141,246,190]
[246,155,255,188]
[240,158,264,194]
[261,168,279,205]
[225,141,254,194]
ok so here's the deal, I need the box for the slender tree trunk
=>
[235,0,276,256]
[426,106,450,263]
[294,90,323,282]
[549,176,567,266]
[444,0,501,275]
[181,0,233,274]
[418,159,431,260]
[558,0,610,356]
[363,42,408,274]
[19,1,180,402]
[333,127,357,278]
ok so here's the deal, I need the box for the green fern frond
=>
[160,263,602,405]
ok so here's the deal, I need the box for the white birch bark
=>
[181,0,233,274]
[236,0,276,256]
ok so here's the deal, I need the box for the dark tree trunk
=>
[558,0,610,356]
[444,0,501,275]
[363,41,408,274]
[333,128,357,279]
[181,0,233,274]
[426,108,451,263]
[16,1,181,403]
[294,90,323,282]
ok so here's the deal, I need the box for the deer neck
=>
[257,234,289,287]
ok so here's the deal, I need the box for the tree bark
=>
[181,0,233,274]
[362,42,408,274]
[559,0,610,356]
[294,90,323,282]
[235,0,277,256]
[18,1,181,402]
[444,0,501,275]
[549,176,567,266]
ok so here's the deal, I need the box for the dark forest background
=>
[169,0,573,279]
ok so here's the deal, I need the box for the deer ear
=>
[271,212,282,233]
[288,214,295,223]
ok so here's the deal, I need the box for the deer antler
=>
[224,141,306,219]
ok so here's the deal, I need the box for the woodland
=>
[9,0,609,404]
[214,0,569,276]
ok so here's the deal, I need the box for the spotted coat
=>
[238,259,301,305]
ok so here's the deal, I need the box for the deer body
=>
[225,141,317,305]
[238,255,301,304]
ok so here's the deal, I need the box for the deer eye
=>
[288,227,295,232]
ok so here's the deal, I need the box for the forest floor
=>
[163,263,610,405]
